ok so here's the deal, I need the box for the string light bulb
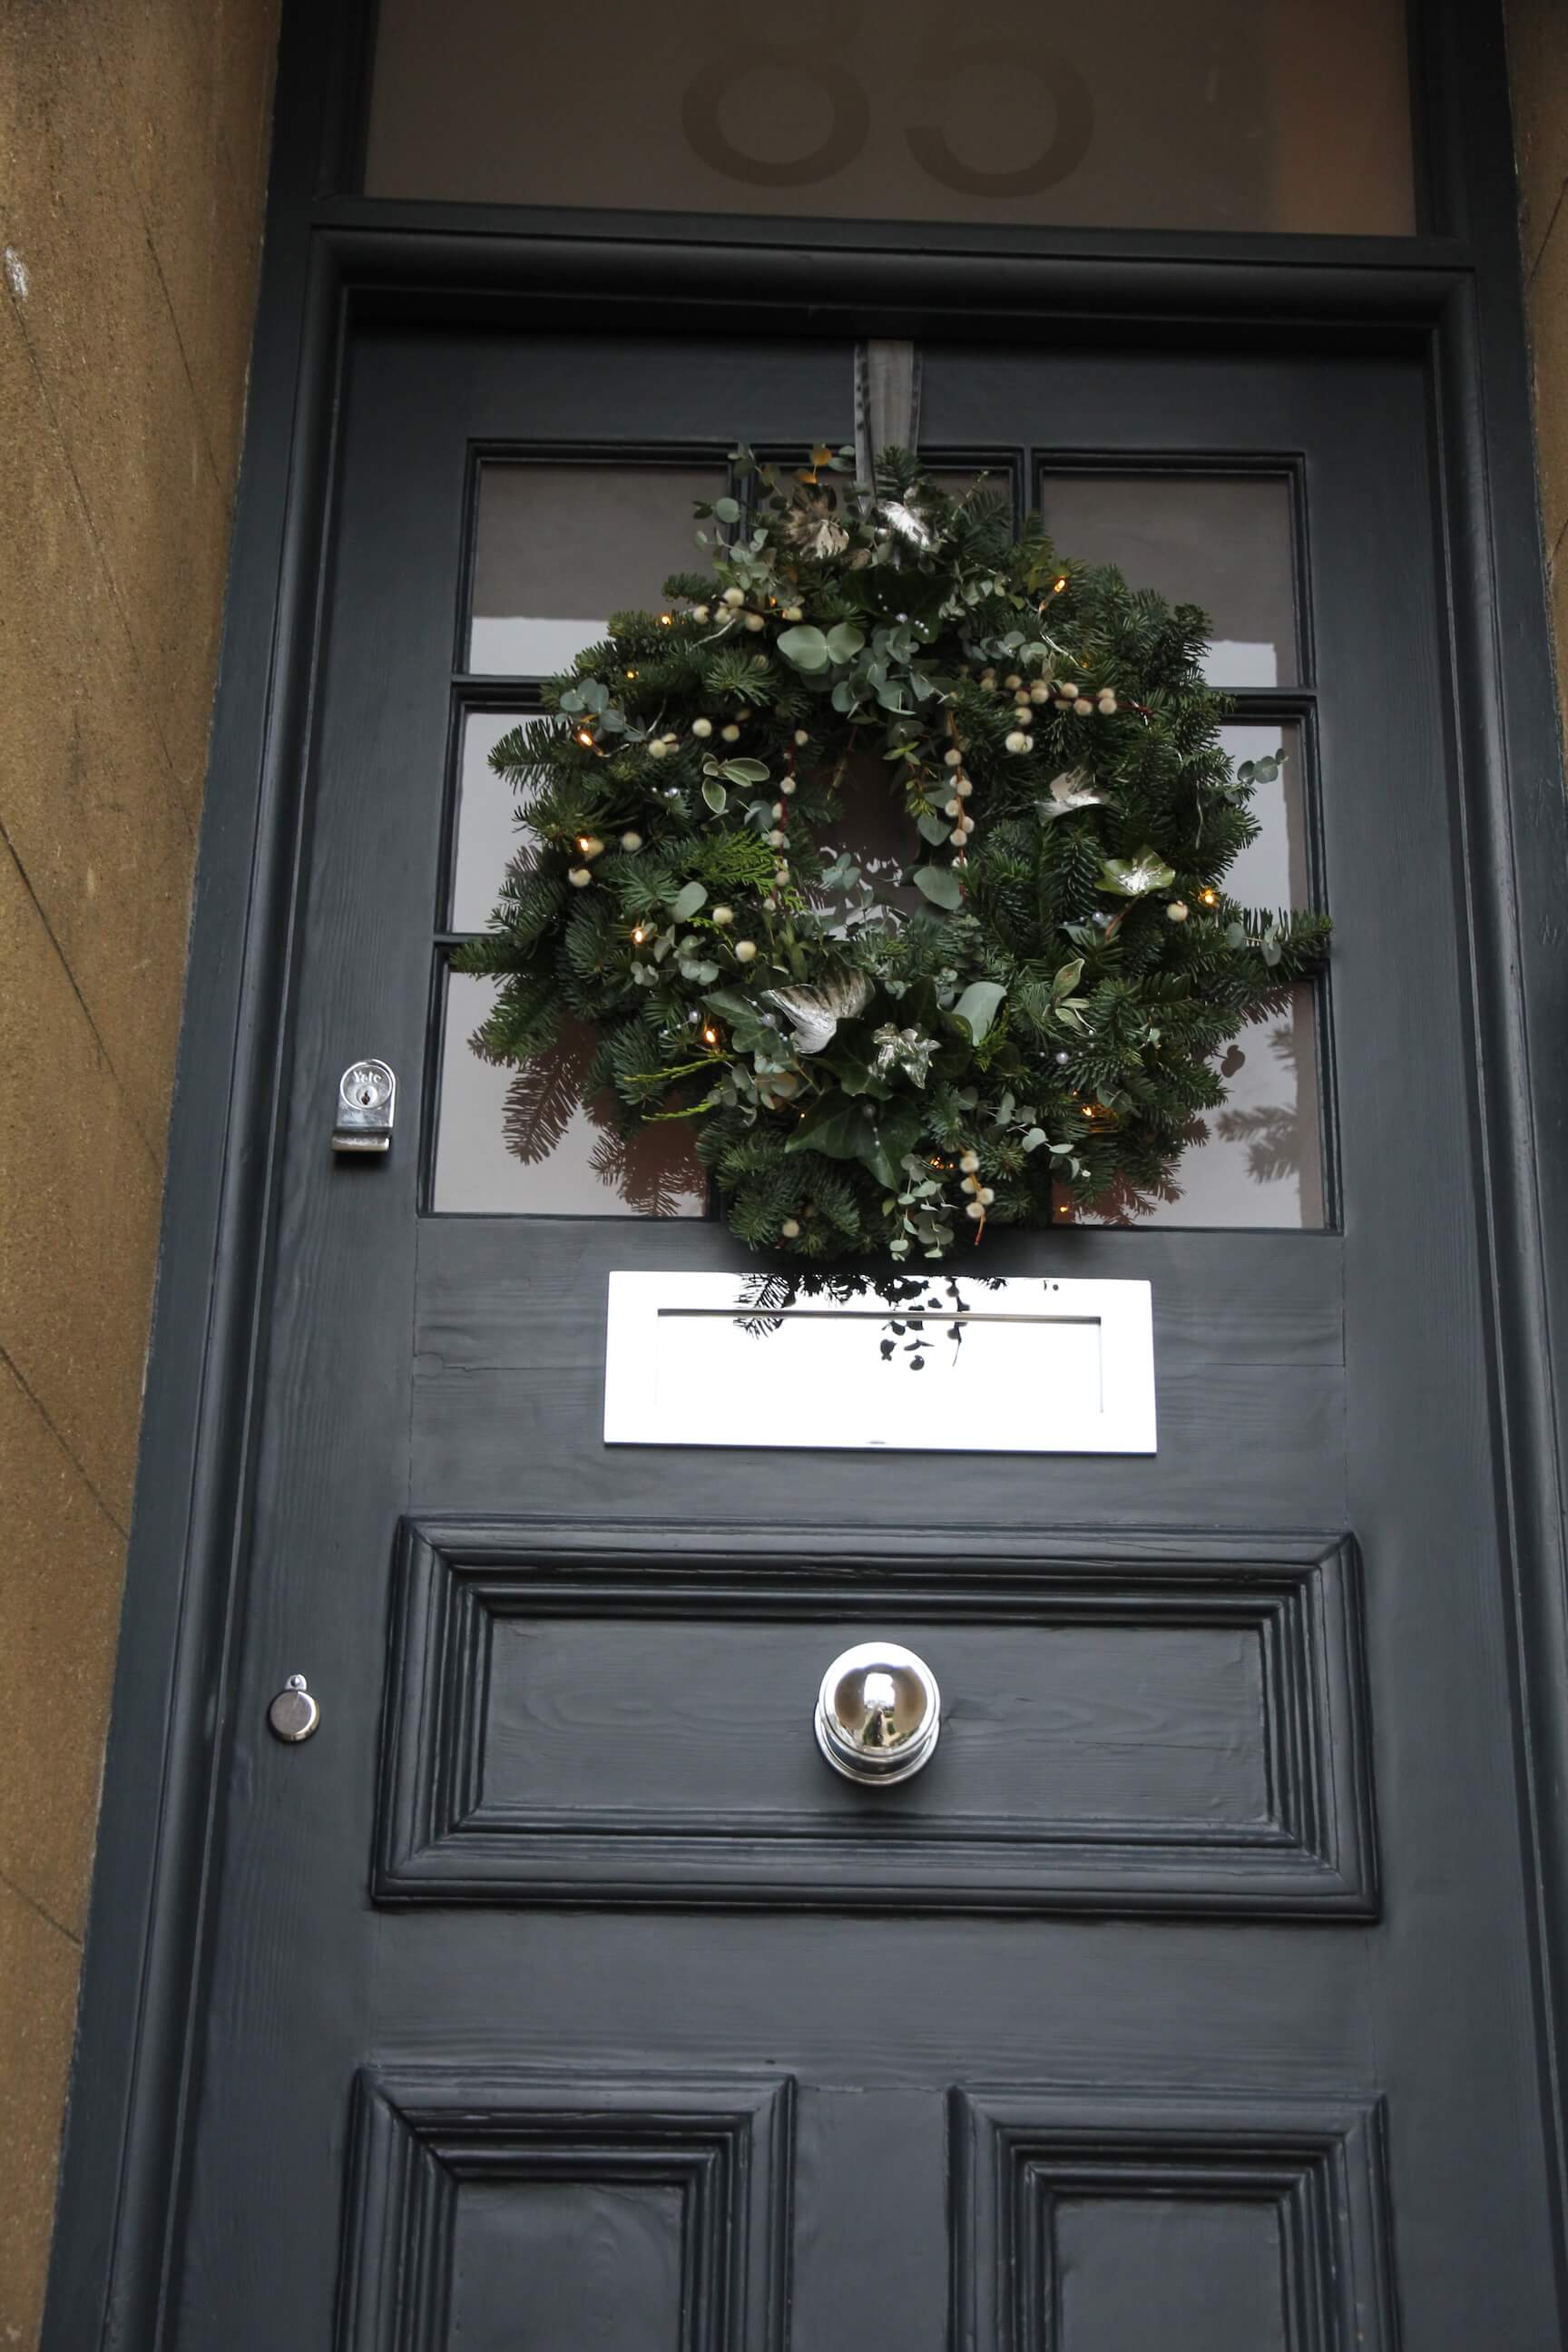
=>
[575,728,593,748]
[1199,887,1219,906]
[1053,576,1068,593]
[631,926,649,945]
[702,1024,720,1046]
[659,612,674,626]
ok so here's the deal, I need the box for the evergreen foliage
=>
[456,447,1329,1260]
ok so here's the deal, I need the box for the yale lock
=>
[267,1674,320,1744]
[332,1058,396,1154]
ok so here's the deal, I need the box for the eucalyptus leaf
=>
[825,622,866,663]
[720,757,771,783]
[953,980,1006,1044]
[917,810,953,845]
[777,623,830,671]
[713,495,741,523]
[671,880,708,920]
[913,865,964,910]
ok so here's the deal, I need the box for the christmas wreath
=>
[458,448,1328,1260]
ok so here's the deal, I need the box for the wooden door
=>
[163,326,1562,2347]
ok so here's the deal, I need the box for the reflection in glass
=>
[450,710,541,932]
[367,0,1416,237]
[1220,720,1308,906]
[1069,720,1322,1228]
[434,975,709,1216]
[469,464,727,676]
[1038,475,1298,688]
[1068,986,1322,1230]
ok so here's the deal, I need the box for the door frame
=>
[43,2,1568,2341]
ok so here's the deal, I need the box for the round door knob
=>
[814,1642,940,1786]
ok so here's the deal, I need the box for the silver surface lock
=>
[332,1059,396,1154]
[268,1674,320,1744]
[815,1641,940,1786]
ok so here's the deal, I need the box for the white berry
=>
[1073,698,1093,716]
[946,798,962,817]
[945,747,963,767]
[780,778,797,795]
[692,717,713,738]
[794,730,808,746]
[771,802,785,819]
[721,723,741,742]
[1004,730,1030,753]
[766,828,785,848]
[783,605,804,622]
[692,603,710,622]
[950,827,966,845]
[722,586,745,607]
[567,867,593,887]
[956,777,974,798]
[781,1218,800,1238]
[734,938,758,961]
[1029,681,1050,703]
[1166,900,1190,923]
[647,740,669,760]
[978,1186,995,1205]
[965,1200,985,1220]
[959,1151,980,1172]
[744,612,765,632]
[1004,673,1023,691]
[621,831,642,852]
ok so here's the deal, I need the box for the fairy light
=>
[631,926,649,945]
[575,728,593,748]
[576,837,593,852]
[1199,887,1219,906]
[702,1024,720,1046]
[659,612,674,626]
[1053,576,1068,593]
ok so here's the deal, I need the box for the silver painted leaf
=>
[765,970,873,1055]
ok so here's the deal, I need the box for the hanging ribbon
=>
[854,340,923,492]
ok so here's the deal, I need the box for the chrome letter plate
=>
[603,1272,1155,1455]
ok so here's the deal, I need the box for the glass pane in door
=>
[366,0,1416,235]
[1038,474,1300,688]
[432,979,710,1217]
[1066,720,1326,1229]
[469,463,727,676]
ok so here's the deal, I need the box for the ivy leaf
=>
[913,865,963,909]
[1099,848,1177,897]
[777,624,831,671]
[953,980,1006,1044]
[702,779,728,813]
[825,622,866,663]
[672,880,708,919]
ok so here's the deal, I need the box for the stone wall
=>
[0,2,279,2340]
[1510,0,1568,741]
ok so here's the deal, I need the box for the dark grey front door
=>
[166,327,1562,2347]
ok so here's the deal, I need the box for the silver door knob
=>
[814,1642,940,1786]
